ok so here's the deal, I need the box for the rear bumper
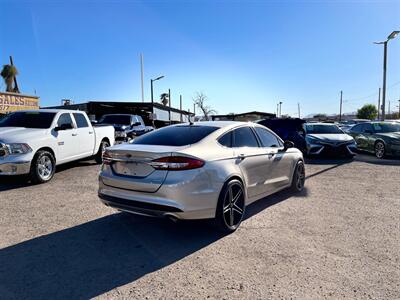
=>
[98,169,221,220]
[0,160,31,175]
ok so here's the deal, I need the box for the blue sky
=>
[0,0,399,117]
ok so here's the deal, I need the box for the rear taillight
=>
[150,156,205,171]
[102,151,112,165]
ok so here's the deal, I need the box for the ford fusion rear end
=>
[98,125,227,221]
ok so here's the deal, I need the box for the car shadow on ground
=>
[0,160,99,192]
[0,187,306,299]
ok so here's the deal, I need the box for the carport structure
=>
[45,101,194,128]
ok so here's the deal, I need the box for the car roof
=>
[175,121,248,129]
[14,109,84,114]
[305,122,337,126]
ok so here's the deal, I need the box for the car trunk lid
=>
[102,144,187,192]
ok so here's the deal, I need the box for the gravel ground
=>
[0,154,399,299]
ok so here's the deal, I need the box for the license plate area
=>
[112,161,154,177]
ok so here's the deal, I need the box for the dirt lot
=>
[0,154,399,299]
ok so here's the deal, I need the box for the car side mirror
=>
[90,120,98,125]
[55,123,73,131]
[280,140,294,151]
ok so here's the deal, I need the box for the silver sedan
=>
[98,121,305,232]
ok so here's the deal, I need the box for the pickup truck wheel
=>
[29,150,56,184]
[95,140,110,164]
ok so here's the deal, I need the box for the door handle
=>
[238,154,245,160]
[89,131,93,134]
[72,133,78,136]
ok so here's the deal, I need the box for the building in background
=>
[44,101,194,128]
[211,111,275,122]
[0,92,39,115]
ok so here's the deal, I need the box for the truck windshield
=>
[0,112,56,129]
[98,115,131,125]
[305,124,343,134]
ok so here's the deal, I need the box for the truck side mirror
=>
[55,123,73,131]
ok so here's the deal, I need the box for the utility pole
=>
[388,100,391,116]
[193,103,196,116]
[297,102,301,118]
[381,41,388,120]
[150,79,154,104]
[9,56,20,93]
[140,54,144,102]
[339,90,343,122]
[377,88,381,120]
[398,99,400,118]
[276,103,279,117]
[168,89,171,125]
[180,95,182,122]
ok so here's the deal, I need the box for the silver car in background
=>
[304,123,357,157]
[98,121,305,232]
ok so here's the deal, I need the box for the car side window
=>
[232,127,259,148]
[73,113,89,128]
[362,124,373,133]
[57,113,73,128]
[351,124,362,133]
[255,127,280,147]
[218,131,233,147]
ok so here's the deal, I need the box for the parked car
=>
[348,121,400,158]
[97,114,152,143]
[338,119,369,133]
[257,118,307,152]
[0,109,115,183]
[303,123,357,157]
[98,121,305,232]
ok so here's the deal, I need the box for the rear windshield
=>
[0,111,56,129]
[132,125,218,146]
[305,124,342,134]
[98,115,131,125]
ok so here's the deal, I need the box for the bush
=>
[357,104,377,120]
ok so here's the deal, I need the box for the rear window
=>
[132,125,218,146]
[0,111,56,129]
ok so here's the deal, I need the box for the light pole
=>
[374,30,399,121]
[279,101,283,117]
[150,75,165,104]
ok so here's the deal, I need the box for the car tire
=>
[95,140,110,164]
[29,150,56,184]
[215,179,246,233]
[374,141,385,159]
[290,160,305,192]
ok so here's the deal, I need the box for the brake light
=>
[102,151,112,165]
[150,156,205,170]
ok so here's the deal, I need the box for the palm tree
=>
[1,64,19,93]
[160,93,169,106]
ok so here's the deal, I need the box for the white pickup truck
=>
[0,109,115,183]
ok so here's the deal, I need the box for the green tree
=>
[160,93,169,106]
[1,64,19,93]
[357,104,378,120]
[313,113,327,119]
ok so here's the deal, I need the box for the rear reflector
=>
[149,156,204,171]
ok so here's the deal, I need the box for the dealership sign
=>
[0,92,39,113]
